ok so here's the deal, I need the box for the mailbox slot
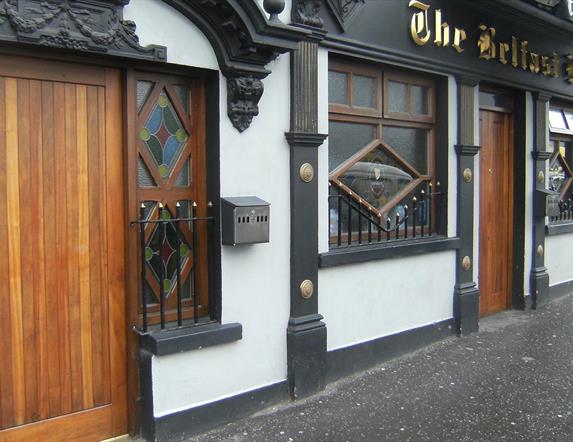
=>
[221,196,270,245]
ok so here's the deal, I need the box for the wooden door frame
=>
[478,86,527,314]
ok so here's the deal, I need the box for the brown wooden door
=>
[0,55,127,441]
[479,109,514,316]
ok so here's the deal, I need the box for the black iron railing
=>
[549,198,573,224]
[328,181,443,248]
[132,202,215,333]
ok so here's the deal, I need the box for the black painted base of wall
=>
[548,280,573,301]
[148,381,288,441]
[326,319,454,383]
[531,267,550,309]
[287,315,327,399]
[453,283,480,335]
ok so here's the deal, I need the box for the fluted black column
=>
[531,93,551,309]
[285,32,328,398]
[453,76,480,335]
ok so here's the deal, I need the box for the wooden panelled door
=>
[0,55,127,441]
[479,107,514,316]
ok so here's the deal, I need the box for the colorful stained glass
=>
[140,91,189,179]
[145,209,191,299]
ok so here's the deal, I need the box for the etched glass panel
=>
[329,71,348,105]
[411,85,429,115]
[137,81,154,112]
[175,157,191,187]
[329,122,376,172]
[382,126,429,174]
[352,75,375,108]
[338,144,414,210]
[388,81,408,113]
[173,84,190,114]
[140,91,189,179]
[138,156,156,187]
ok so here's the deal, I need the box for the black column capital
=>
[455,144,481,156]
[456,75,480,87]
[532,92,552,103]
[531,150,552,161]
[285,132,328,148]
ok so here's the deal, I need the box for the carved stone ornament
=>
[528,0,573,20]
[325,0,366,31]
[227,76,264,133]
[162,0,307,132]
[292,0,323,28]
[0,0,166,61]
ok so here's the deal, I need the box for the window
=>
[134,73,214,331]
[328,60,443,248]
[548,106,573,224]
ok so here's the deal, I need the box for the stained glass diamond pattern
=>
[140,91,189,179]
[145,209,191,298]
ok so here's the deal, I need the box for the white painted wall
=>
[547,234,573,285]
[124,0,218,70]
[126,0,291,417]
[320,251,456,350]
[318,51,457,351]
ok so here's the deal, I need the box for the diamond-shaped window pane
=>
[338,144,414,210]
[145,209,191,297]
[549,156,571,193]
[140,91,189,179]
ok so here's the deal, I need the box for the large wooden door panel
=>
[479,109,514,316]
[0,56,126,441]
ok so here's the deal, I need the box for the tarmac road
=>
[190,293,573,442]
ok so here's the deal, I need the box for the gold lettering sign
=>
[476,25,560,79]
[409,1,466,52]
[409,0,431,46]
[408,2,573,85]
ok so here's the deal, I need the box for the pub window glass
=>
[548,105,573,224]
[328,59,440,247]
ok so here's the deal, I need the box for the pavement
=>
[189,293,573,442]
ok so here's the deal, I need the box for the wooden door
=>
[479,109,514,316]
[0,55,127,441]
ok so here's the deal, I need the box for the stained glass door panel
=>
[135,75,208,324]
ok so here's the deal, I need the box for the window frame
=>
[547,103,573,232]
[319,54,452,262]
[327,59,440,242]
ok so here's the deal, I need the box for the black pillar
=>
[453,76,480,335]
[531,93,551,309]
[285,34,328,399]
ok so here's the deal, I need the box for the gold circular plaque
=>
[462,256,472,271]
[463,168,473,183]
[299,163,314,183]
[537,170,545,184]
[536,245,544,257]
[300,279,314,299]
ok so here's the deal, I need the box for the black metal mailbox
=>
[221,196,270,245]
